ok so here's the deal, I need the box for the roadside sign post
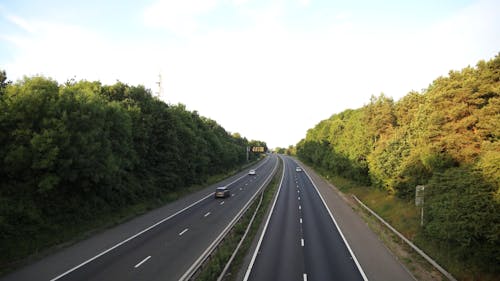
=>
[415,185,425,227]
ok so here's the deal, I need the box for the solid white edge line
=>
[179,228,189,236]
[301,160,369,281]
[49,158,270,281]
[204,212,211,217]
[134,255,151,268]
[242,156,286,281]
[180,156,279,281]
[49,191,214,281]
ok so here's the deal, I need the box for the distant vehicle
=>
[296,167,302,172]
[248,169,256,175]
[215,186,230,198]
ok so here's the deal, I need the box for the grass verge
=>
[303,164,448,281]
[304,162,500,281]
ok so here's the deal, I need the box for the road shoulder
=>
[297,160,416,281]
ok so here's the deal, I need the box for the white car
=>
[248,169,256,175]
[296,167,302,172]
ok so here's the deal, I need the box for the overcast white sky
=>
[1,0,499,148]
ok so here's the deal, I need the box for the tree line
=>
[0,74,266,268]
[297,54,499,275]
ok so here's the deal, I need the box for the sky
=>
[1,0,499,148]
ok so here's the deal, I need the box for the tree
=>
[0,70,11,96]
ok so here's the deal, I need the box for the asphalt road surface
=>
[2,155,278,281]
[245,156,366,281]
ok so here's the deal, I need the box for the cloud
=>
[3,15,160,89]
[143,0,219,35]
[233,0,250,5]
[5,14,36,33]
[298,0,311,7]
[2,0,499,148]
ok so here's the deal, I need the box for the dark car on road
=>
[215,186,230,198]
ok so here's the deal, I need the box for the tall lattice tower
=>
[155,73,163,99]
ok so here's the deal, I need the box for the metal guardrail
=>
[352,195,457,281]
[178,158,279,281]
[217,189,264,281]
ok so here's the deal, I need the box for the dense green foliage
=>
[297,54,500,275]
[0,76,264,267]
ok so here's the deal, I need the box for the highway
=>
[1,155,278,281]
[244,156,367,281]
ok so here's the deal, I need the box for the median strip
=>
[179,157,280,281]
[192,157,282,281]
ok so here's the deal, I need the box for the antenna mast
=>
[155,73,162,99]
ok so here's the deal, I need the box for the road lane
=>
[245,156,365,281]
[296,159,416,281]
[246,157,305,281]
[296,163,365,281]
[2,156,278,281]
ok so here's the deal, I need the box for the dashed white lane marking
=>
[204,212,211,217]
[300,218,303,224]
[179,228,189,236]
[231,194,235,197]
[134,256,151,268]
[298,196,301,201]
[299,205,302,210]
[240,187,243,190]
[301,239,304,247]
[220,201,225,205]
[303,273,308,281]
[297,190,300,193]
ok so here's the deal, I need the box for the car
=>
[248,169,256,175]
[215,186,230,198]
[296,167,302,172]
